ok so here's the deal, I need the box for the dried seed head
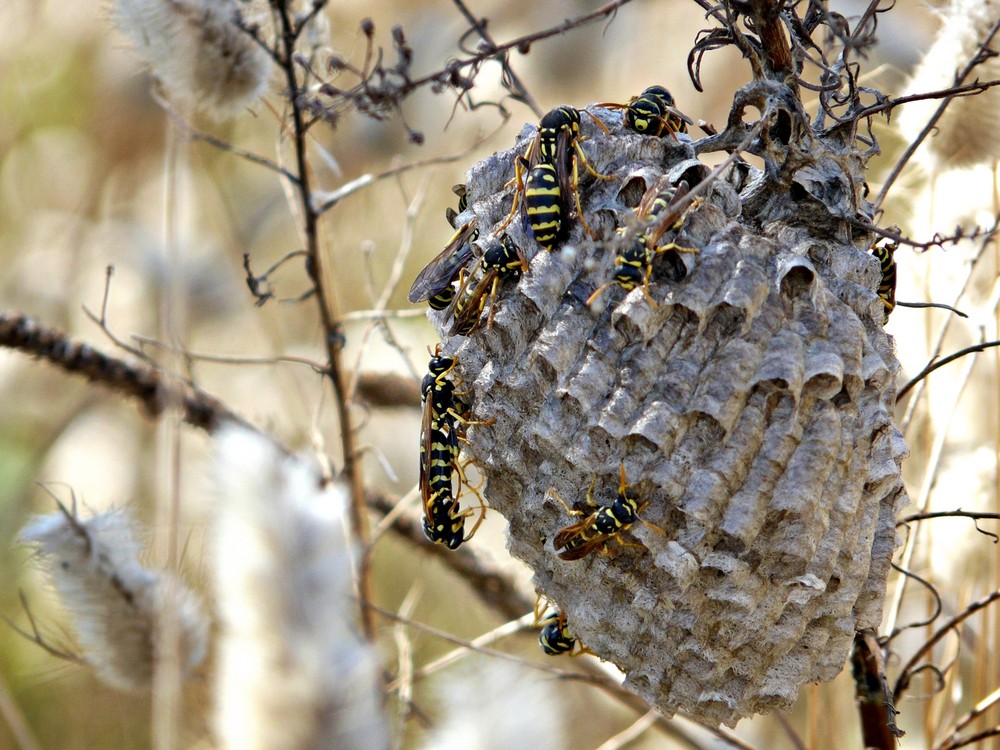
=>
[897,0,1000,169]
[430,105,907,725]
[212,424,388,750]
[20,502,208,692]
[112,0,272,119]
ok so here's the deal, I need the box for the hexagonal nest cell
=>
[425,100,908,725]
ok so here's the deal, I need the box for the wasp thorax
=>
[427,99,907,726]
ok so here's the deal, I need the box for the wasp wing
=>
[407,220,478,304]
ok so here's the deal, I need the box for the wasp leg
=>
[460,493,489,542]
[497,151,531,232]
[657,241,700,256]
[571,158,599,240]
[586,280,616,307]
[572,140,614,182]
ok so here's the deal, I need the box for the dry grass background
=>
[6,0,1000,748]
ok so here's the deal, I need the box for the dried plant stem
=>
[272,0,375,639]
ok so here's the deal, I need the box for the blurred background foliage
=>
[9,0,1000,748]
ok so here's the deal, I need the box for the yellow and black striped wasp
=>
[599,85,693,139]
[870,227,898,324]
[444,183,469,229]
[419,349,488,549]
[449,233,528,336]
[587,179,700,308]
[408,219,479,311]
[538,610,591,656]
[531,595,592,657]
[548,465,664,561]
[501,105,614,248]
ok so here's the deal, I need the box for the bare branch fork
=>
[269,0,376,639]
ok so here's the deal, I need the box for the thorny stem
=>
[273,0,375,640]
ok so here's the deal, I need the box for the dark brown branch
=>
[894,590,1000,701]
[749,0,794,82]
[898,340,1000,400]
[0,311,254,434]
[852,629,904,749]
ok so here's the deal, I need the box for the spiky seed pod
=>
[112,0,271,119]
[19,503,208,692]
[429,106,908,726]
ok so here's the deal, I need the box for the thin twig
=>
[450,0,544,118]
[874,16,1000,209]
[272,0,375,640]
[899,216,1000,433]
[314,153,466,214]
[894,590,1000,701]
[898,339,1000,400]
[936,685,1000,749]
[0,668,42,750]
[936,726,1000,750]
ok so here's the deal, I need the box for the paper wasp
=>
[500,105,614,247]
[531,595,591,657]
[870,227,898,324]
[599,85,692,139]
[449,233,528,336]
[549,465,664,561]
[419,349,489,549]
[538,610,589,656]
[444,183,469,229]
[587,179,700,307]
[408,219,479,311]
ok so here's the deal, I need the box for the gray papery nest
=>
[429,80,908,726]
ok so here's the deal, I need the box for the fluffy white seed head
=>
[19,504,208,692]
[898,0,1000,169]
[112,0,272,119]
[212,424,388,750]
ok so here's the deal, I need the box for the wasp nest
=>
[431,95,908,726]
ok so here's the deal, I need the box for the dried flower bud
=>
[112,0,271,119]
[20,502,208,692]
[360,17,375,36]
